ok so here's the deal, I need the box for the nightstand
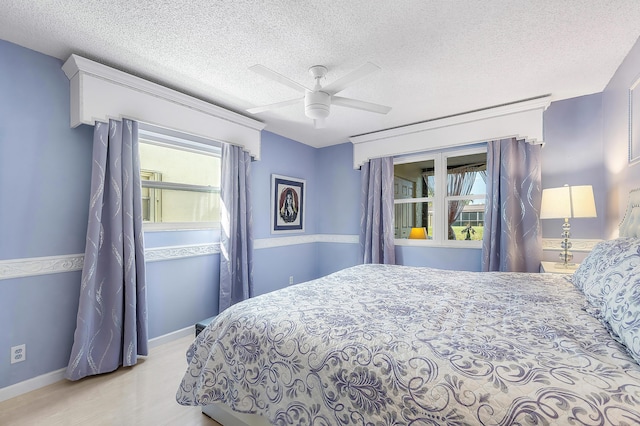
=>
[540,261,579,274]
[195,316,217,336]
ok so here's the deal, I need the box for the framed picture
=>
[629,73,640,165]
[271,174,305,234]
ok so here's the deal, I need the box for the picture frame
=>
[271,174,305,234]
[629,73,640,165]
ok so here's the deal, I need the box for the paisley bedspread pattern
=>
[176,264,640,425]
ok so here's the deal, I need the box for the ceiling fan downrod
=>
[305,65,330,120]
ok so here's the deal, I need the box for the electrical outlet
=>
[289,276,294,285]
[11,344,26,364]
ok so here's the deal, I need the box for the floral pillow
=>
[572,237,640,311]
[602,273,640,364]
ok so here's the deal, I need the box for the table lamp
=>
[540,184,596,268]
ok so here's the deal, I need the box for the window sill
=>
[394,239,482,249]
[143,222,220,232]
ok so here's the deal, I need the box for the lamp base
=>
[557,218,575,269]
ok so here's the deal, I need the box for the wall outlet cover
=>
[11,344,26,364]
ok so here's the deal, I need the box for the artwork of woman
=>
[279,188,298,223]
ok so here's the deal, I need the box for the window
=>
[394,146,487,245]
[138,125,221,230]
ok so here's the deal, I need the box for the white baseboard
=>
[0,367,66,403]
[0,325,194,403]
[148,325,193,348]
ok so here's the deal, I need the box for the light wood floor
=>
[0,335,221,426]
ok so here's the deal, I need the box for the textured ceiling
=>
[2,1,640,148]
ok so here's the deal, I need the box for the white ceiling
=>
[2,1,640,148]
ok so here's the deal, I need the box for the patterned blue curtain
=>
[482,138,542,272]
[66,119,148,381]
[360,157,395,264]
[219,144,253,312]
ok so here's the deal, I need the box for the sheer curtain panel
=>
[66,119,148,381]
[219,143,254,312]
[482,138,542,272]
[447,164,482,240]
[360,157,395,264]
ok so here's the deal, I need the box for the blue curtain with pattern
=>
[360,157,395,264]
[66,119,148,381]
[482,138,542,272]
[219,143,254,312]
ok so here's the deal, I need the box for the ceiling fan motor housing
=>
[304,91,330,119]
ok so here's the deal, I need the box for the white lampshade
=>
[540,185,597,219]
[540,186,571,219]
[570,185,597,218]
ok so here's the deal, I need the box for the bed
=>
[177,189,640,425]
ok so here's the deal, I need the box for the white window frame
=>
[141,170,162,223]
[394,145,487,248]
[138,125,222,232]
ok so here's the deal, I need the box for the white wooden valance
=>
[62,55,265,159]
[349,96,551,169]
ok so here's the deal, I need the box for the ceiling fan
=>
[246,62,392,128]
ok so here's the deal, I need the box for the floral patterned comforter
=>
[176,264,640,425]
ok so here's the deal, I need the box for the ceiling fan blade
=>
[332,96,391,114]
[249,64,309,93]
[246,97,304,114]
[313,118,326,129]
[323,62,381,95]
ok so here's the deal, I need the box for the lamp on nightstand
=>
[540,184,597,269]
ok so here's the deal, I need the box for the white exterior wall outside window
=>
[138,126,221,231]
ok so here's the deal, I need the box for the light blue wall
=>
[0,40,93,388]
[254,244,319,295]
[251,131,320,292]
[252,131,318,239]
[540,93,605,262]
[146,255,219,338]
[0,273,81,389]
[316,143,361,235]
[395,246,482,271]
[316,143,361,276]
[144,228,220,339]
[0,40,93,260]
[603,36,640,238]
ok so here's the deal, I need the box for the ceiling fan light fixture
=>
[247,62,390,127]
[304,91,330,119]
